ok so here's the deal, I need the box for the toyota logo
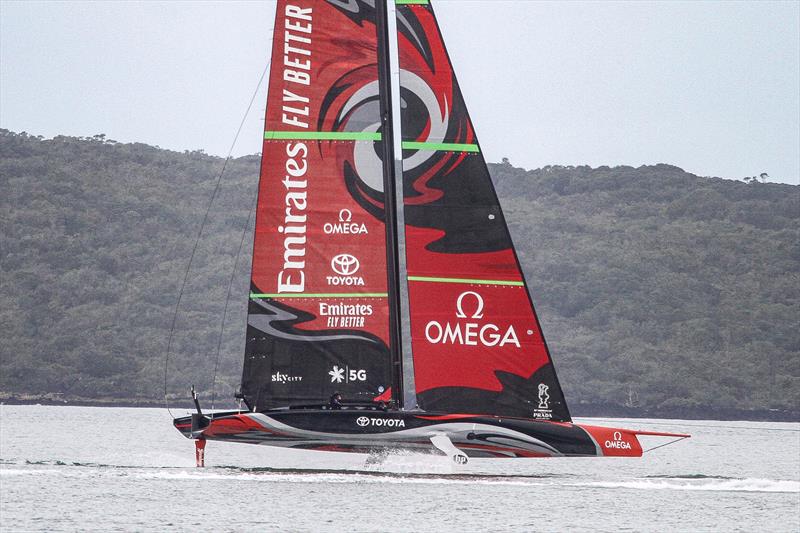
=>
[331,254,360,276]
[356,416,370,427]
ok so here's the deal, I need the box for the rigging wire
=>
[642,436,690,454]
[209,189,259,412]
[207,60,271,412]
[162,60,271,418]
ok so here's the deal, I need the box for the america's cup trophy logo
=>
[538,383,550,409]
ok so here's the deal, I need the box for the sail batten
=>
[250,292,389,299]
[408,276,524,286]
[402,141,480,152]
[264,131,383,141]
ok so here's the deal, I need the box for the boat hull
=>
[173,410,665,458]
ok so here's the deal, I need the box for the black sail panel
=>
[243,291,392,407]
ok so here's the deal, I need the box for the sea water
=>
[1,405,798,532]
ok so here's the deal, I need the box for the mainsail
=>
[242,0,399,410]
[395,1,571,420]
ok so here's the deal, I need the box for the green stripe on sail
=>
[396,0,429,5]
[401,141,479,153]
[250,292,388,299]
[407,276,524,286]
[264,131,382,141]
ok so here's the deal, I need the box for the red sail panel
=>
[396,1,570,421]
[242,0,394,411]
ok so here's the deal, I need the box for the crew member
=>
[329,392,343,410]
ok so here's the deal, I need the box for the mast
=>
[375,0,404,409]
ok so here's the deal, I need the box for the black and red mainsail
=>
[242,0,399,411]
[395,1,570,420]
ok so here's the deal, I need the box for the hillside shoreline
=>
[2,131,797,417]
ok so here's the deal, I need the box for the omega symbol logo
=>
[604,430,632,449]
[331,254,360,276]
[456,291,484,319]
[356,416,370,427]
[338,209,352,222]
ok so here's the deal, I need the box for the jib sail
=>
[395,1,571,421]
[242,0,398,411]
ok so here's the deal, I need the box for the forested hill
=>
[1,130,797,419]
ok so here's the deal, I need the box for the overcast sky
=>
[1,0,798,184]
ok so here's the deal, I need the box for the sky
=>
[1,0,798,184]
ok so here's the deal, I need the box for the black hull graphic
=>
[174,409,686,459]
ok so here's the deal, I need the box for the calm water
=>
[1,405,798,532]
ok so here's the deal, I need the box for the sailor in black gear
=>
[329,392,343,410]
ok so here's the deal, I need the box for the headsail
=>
[242,0,397,411]
[395,1,571,421]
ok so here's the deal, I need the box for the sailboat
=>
[173,0,688,465]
